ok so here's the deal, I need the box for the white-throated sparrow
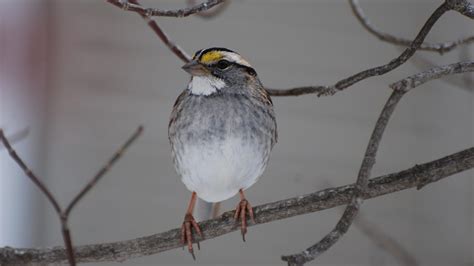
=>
[168,47,277,258]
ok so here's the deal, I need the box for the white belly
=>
[177,137,266,202]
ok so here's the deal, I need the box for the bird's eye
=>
[216,60,230,69]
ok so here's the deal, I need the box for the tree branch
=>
[106,0,227,63]
[0,126,143,266]
[107,0,472,98]
[267,0,473,97]
[0,147,472,264]
[390,61,474,92]
[348,0,474,54]
[187,0,230,19]
[281,60,474,265]
[447,0,474,18]
[399,48,471,91]
[107,0,226,18]
[123,0,191,63]
[282,83,405,265]
[0,129,63,216]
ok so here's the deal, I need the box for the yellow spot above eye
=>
[200,51,224,64]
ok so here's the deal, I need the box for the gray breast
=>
[170,91,276,152]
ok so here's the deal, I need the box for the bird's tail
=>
[195,199,221,221]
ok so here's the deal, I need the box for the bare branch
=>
[0,147,472,264]
[122,0,191,63]
[281,60,474,265]
[349,0,474,54]
[187,0,230,19]
[106,0,228,63]
[282,87,405,265]
[107,0,228,63]
[107,0,472,97]
[267,0,471,97]
[447,0,474,18]
[107,0,226,18]
[390,61,474,93]
[265,86,327,97]
[0,129,75,265]
[0,126,143,266]
[0,129,62,216]
[401,48,471,91]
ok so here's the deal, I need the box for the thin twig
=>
[390,61,474,92]
[349,0,474,54]
[401,48,471,91]
[0,126,143,266]
[281,60,474,265]
[267,0,473,97]
[125,0,191,62]
[0,147,472,264]
[0,129,62,216]
[266,86,327,97]
[106,0,226,62]
[187,0,230,19]
[107,0,226,18]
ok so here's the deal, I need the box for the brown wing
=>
[168,89,189,140]
[250,83,278,146]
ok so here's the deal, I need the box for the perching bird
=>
[168,47,277,258]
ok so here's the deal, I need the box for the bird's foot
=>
[234,198,255,242]
[181,213,202,260]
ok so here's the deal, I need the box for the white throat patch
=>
[188,76,226,96]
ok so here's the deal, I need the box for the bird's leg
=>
[233,189,255,242]
[181,191,202,260]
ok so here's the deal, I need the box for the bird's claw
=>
[234,199,255,242]
[181,213,202,259]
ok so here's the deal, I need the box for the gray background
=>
[1,0,473,265]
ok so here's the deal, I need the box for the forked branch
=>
[267,0,474,97]
[281,60,473,265]
[0,126,143,266]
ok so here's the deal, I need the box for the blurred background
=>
[0,0,472,265]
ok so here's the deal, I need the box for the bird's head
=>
[182,47,258,96]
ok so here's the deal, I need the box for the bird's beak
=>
[182,60,209,76]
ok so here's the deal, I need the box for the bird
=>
[168,47,277,258]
